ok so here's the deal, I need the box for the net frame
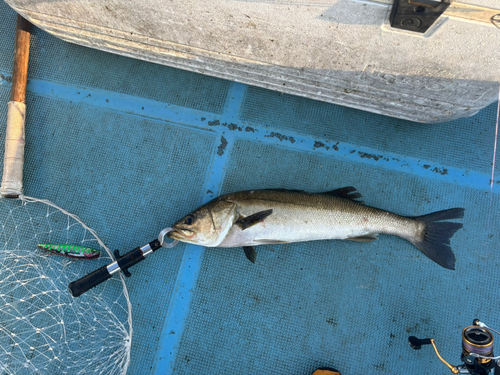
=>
[0,195,133,374]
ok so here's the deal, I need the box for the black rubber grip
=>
[68,265,112,297]
[116,247,145,277]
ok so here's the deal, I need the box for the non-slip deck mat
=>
[173,140,499,374]
[1,2,499,374]
[240,86,499,175]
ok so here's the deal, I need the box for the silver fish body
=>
[169,188,464,269]
[217,190,421,247]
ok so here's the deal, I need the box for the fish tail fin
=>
[410,208,465,270]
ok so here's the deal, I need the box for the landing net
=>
[0,196,132,375]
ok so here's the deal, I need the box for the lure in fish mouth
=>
[168,187,465,270]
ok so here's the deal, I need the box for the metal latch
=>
[390,0,450,33]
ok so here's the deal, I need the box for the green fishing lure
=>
[37,244,101,259]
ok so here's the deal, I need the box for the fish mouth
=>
[167,228,194,241]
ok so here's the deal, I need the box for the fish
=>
[168,187,464,270]
[37,243,101,259]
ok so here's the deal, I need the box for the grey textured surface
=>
[0,12,230,114]
[5,0,500,123]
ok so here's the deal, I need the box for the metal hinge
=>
[390,0,450,33]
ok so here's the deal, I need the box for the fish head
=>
[168,198,237,247]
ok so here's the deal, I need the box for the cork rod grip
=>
[1,15,32,198]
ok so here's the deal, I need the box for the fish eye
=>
[184,214,196,225]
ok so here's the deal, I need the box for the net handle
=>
[1,15,31,198]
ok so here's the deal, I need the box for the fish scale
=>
[169,188,464,270]
[219,191,419,246]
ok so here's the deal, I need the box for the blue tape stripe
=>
[1,71,497,193]
[224,82,247,120]
[152,84,242,374]
[249,133,498,193]
[152,242,204,374]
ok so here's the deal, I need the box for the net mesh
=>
[0,196,132,375]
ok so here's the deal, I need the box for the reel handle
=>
[409,336,433,350]
[408,336,460,374]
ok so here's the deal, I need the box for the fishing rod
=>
[68,228,178,297]
[409,319,500,374]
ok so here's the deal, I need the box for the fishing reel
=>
[409,320,500,374]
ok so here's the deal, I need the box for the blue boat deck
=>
[1,2,499,374]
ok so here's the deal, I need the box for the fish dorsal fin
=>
[346,234,378,242]
[243,246,257,263]
[236,209,273,230]
[321,186,362,201]
[266,189,304,193]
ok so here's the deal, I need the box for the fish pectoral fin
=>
[346,234,378,242]
[235,209,273,230]
[322,186,363,202]
[243,246,257,263]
